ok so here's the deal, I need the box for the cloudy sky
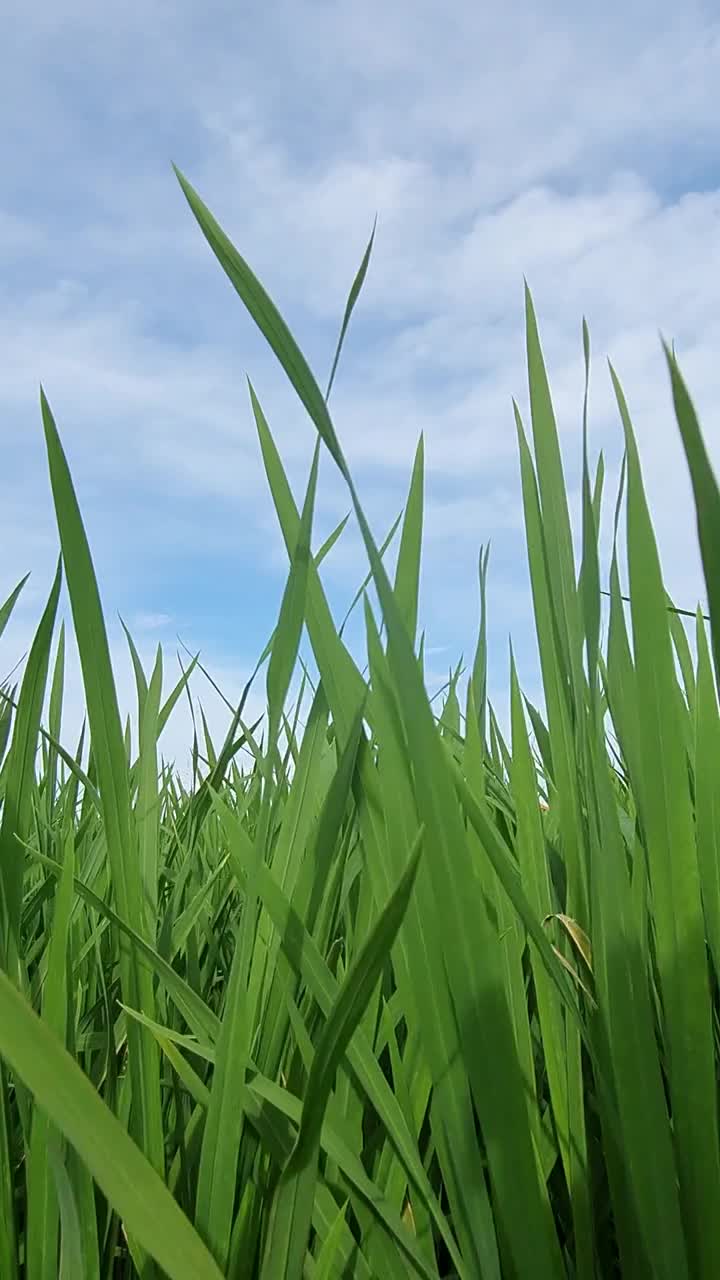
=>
[2,0,719,770]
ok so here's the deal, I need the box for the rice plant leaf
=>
[611,360,720,1278]
[211,787,462,1273]
[194,919,258,1270]
[588,701,689,1279]
[325,217,377,402]
[0,557,62,964]
[664,344,720,687]
[47,1137,86,1280]
[251,1071,438,1280]
[470,544,491,739]
[315,511,351,563]
[0,573,30,642]
[514,400,587,915]
[292,830,421,1175]
[0,1064,17,1280]
[314,1198,350,1279]
[34,849,221,1047]
[26,832,74,1280]
[261,835,422,1280]
[0,969,224,1280]
[339,509,403,637]
[137,645,163,938]
[44,622,65,822]
[39,389,165,1181]
[251,391,368,739]
[510,660,573,1189]
[578,317,601,684]
[120,618,149,720]
[524,285,583,710]
[393,435,424,646]
[0,693,99,814]
[183,190,561,1276]
[158,652,199,739]
[695,610,720,980]
[265,436,318,755]
[174,165,345,470]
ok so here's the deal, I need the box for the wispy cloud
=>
[2,0,719,740]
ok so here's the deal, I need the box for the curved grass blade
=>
[266,440,318,758]
[26,830,74,1280]
[211,786,462,1273]
[120,618,149,720]
[47,1136,86,1280]
[33,848,221,1044]
[261,835,422,1280]
[470,544,491,739]
[250,390,368,739]
[44,622,66,826]
[0,558,61,965]
[0,573,30,643]
[339,509,403,638]
[696,611,720,981]
[611,361,720,1278]
[0,969,224,1280]
[179,181,563,1275]
[325,217,377,402]
[292,831,421,1177]
[174,166,345,471]
[137,645,163,938]
[393,435,424,648]
[39,389,165,1182]
[664,344,720,686]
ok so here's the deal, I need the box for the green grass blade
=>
[44,622,66,825]
[181,185,567,1274]
[26,832,74,1280]
[611,361,720,1277]
[695,610,720,981]
[174,165,345,471]
[0,573,30,642]
[664,345,720,686]
[261,835,422,1280]
[291,831,421,1176]
[0,557,62,965]
[524,285,583,712]
[339,509,403,638]
[251,391,367,739]
[265,436,318,757]
[325,218,377,402]
[393,435,425,647]
[470,544,490,739]
[120,618,149,721]
[137,645,163,938]
[0,969,224,1280]
[39,389,165,1182]
[47,1137,86,1280]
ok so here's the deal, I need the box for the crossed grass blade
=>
[176,166,567,1279]
[1,157,715,1280]
[611,362,720,1278]
[261,835,422,1280]
[0,969,224,1280]
[665,347,720,686]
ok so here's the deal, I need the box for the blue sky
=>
[2,0,719,770]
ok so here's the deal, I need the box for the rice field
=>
[1,165,719,1279]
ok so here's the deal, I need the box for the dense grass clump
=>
[1,167,720,1279]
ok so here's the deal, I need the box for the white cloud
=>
[129,611,175,632]
[1,0,718,756]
